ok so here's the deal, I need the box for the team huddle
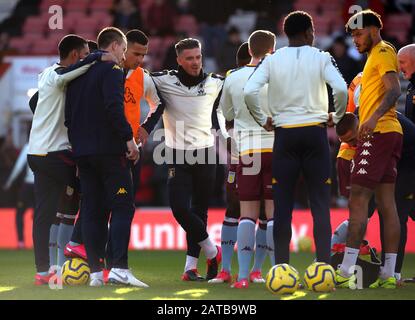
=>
[27,8,414,291]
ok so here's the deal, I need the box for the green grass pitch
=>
[1,250,415,300]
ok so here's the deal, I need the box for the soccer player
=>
[27,35,112,285]
[332,73,377,248]
[65,27,145,287]
[209,42,272,286]
[244,11,347,265]
[397,44,415,283]
[335,111,415,283]
[150,38,224,281]
[398,44,415,124]
[107,29,161,271]
[64,30,161,271]
[214,31,276,289]
[335,10,403,289]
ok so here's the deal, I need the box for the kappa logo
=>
[360,150,370,156]
[66,186,74,196]
[359,159,369,165]
[362,141,372,147]
[227,171,236,184]
[168,168,175,179]
[357,168,368,175]
[112,64,121,70]
[116,188,128,195]
[124,87,136,104]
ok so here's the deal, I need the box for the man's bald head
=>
[398,44,415,80]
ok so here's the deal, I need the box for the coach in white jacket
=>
[244,11,347,265]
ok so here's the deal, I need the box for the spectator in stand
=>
[162,32,187,70]
[113,0,143,34]
[194,0,230,57]
[146,0,176,36]
[329,35,363,85]
[216,26,242,75]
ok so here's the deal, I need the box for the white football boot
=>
[108,268,149,288]
[89,271,104,287]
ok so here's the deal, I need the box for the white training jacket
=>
[244,45,347,128]
[220,65,274,155]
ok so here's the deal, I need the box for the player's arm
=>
[139,72,165,144]
[358,71,401,140]
[3,144,28,190]
[51,51,114,88]
[219,79,235,122]
[243,57,271,128]
[323,53,348,125]
[29,91,39,114]
[373,72,401,120]
[215,90,231,141]
[210,75,231,141]
[359,47,401,139]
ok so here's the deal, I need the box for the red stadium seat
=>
[30,38,59,55]
[386,14,412,30]
[89,0,113,12]
[90,12,113,30]
[23,16,47,35]
[174,14,199,37]
[65,0,90,12]
[72,17,100,34]
[148,36,163,56]
[9,37,32,53]
[40,0,65,11]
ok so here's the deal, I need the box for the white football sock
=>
[340,247,360,277]
[198,237,217,260]
[184,255,198,272]
[380,253,397,279]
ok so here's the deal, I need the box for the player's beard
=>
[362,36,373,54]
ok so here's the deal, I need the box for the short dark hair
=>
[97,27,126,49]
[336,112,358,136]
[345,9,383,33]
[175,38,201,56]
[283,11,314,38]
[126,29,148,46]
[236,42,250,67]
[58,34,87,60]
[248,30,275,58]
[87,40,98,52]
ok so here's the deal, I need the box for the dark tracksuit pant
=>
[28,150,79,273]
[167,147,216,258]
[272,125,332,264]
[76,155,135,273]
[70,155,141,270]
